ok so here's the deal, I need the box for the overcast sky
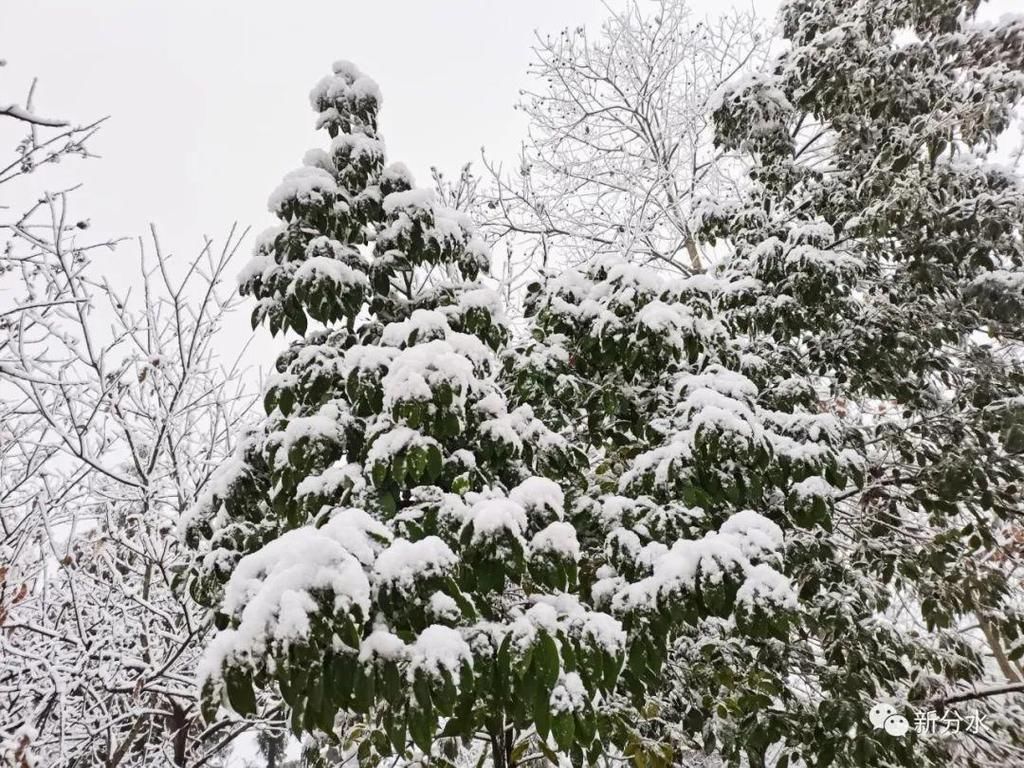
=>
[2,0,766,252]
[2,0,776,374]
[3,0,1016,250]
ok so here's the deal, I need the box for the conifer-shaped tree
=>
[184,62,814,768]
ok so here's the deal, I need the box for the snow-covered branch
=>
[0,65,263,767]
[476,0,772,277]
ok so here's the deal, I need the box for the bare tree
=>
[477,0,771,276]
[0,62,270,767]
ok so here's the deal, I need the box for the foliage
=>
[182,61,830,768]
[686,0,1024,763]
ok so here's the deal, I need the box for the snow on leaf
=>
[466,497,529,544]
[408,625,473,680]
[372,536,458,591]
[530,522,581,560]
[267,166,338,214]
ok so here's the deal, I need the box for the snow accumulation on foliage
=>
[178,1,1024,762]
[181,57,814,767]
[8,0,1024,765]
[267,166,339,214]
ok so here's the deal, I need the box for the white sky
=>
[2,0,774,371]
[1,0,767,252]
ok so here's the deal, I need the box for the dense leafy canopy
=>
[182,60,839,768]
[185,0,1024,765]
[690,0,1024,763]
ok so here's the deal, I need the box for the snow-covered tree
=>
[0,226,260,767]
[478,0,771,275]
[512,255,880,767]
[182,61,828,768]
[686,0,1024,763]
[1,67,260,766]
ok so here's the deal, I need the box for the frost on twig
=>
[0,102,68,128]
[0,64,262,767]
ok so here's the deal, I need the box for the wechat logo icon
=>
[870,703,910,737]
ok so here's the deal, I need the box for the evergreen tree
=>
[684,0,1024,763]
[183,62,820,768]
[514,256,877,767]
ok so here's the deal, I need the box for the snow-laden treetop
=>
[182,59,847,767]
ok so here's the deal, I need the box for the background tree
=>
[0,63,262,767]
[478,0,771,276]
[696,0,1024,763]
[510,253,870,767]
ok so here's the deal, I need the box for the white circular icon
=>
[869,703,910,736]
[869,703,897,729]
[883,714,910,736]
